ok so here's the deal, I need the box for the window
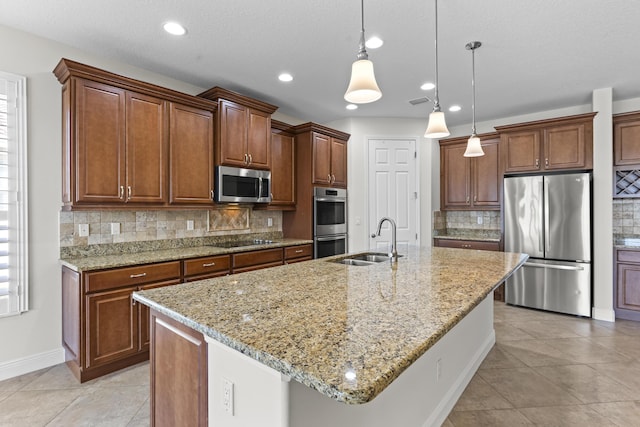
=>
[0,71,28,317]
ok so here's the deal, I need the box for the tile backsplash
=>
[613,199,640,236]
[60,207,282,248]
[432,210,501,239]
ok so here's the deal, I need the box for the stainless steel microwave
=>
[214,166,271,203]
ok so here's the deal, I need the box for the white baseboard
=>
[592,307,616,322]
[0,348,65,382]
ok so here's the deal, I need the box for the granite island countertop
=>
[60,238,312,272]
[133,246,527,405]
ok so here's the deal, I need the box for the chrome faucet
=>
[376,217,398,261]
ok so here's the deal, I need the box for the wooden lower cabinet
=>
[615,248,640,321]
[62,261,182,382]
[151,309,208,427]
[232,247,284,273]
[183,254,231,282]
[284,244,313,264]
[433,238,504,301]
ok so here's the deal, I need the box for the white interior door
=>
[368,139,419,253]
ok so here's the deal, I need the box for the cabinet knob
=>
[535,159,540,168]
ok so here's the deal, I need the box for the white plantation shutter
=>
[0,72,28,317]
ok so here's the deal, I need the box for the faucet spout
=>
[376,217,398,261]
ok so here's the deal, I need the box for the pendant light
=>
[463,41,484,157]
[424,0,450,139]
[344,0,382,104]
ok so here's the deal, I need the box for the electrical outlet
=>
[436,358,442,381]
[477,216,483,225]
[222,378,234,415]
[110,222,120,235]
[186,220,194,231]
[267,217,273,227]
[78,223,89,237]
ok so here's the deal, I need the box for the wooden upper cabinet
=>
[54,58,217,209]
[312,132,332,185]
[496,112,596,174]
[614,111,640,166]
[75,79,126,204]
[169,103,215,204]
[198,87,278,170]
[269,121,296,208]
[126,92,167,203]
[439,134,500,210]
[330,138,348,188]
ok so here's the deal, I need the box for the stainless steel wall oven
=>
[313,187,347,258]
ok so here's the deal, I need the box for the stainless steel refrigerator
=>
[504,173,592,316]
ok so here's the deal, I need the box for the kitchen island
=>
[134,246,527,427]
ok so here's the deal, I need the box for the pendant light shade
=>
[424,0,449,139]
[464,41,484,157]
[344,59,382,103]
[424,111,450,139]
[344,0,382,104]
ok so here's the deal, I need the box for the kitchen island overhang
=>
[134,246,527,426]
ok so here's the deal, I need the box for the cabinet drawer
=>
[434,239,500,251]
[617,249,640,264]
[232,248,283,270]
[284,244,313,260]
[85,261,181,293]
[184,255,231,278]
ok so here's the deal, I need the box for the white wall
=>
[0,24,208,378]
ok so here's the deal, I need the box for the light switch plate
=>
[186,220,194,230]
[110,222,120,235]
[267,217,273,227]
[78,223,89,237]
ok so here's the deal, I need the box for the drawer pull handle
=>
[130,273,147,278]
[295,249,304,253]
[202,262,216,267]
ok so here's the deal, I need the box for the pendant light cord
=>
[471,45,476,135]
[356,0,368,60]
[433,0,441,112]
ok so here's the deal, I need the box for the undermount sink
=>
[333,252,403,266]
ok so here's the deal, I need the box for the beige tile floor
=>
[1,302,639,426]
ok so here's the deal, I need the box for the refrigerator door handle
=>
[524,262,585,271]
[544,179,550,254]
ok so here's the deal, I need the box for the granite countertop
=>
[614,236,640,248]
[60,238,313,272]
[433,228,501,243]
[133,246,527,405]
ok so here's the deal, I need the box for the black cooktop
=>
[211,239,276,248]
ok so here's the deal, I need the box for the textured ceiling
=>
[2,0,639,127]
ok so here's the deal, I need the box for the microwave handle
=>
[258,177,263,198]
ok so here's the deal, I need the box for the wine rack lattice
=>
[615,169,640,197]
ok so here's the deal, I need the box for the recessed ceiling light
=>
[421,82,435,91]
[278,73,293,82]
[449,105,462,112]
[163,22,187,36]
[365,36,384,49]
[346,104,358,110]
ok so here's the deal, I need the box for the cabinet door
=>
[543,123,587,170]
[126,92,167,203]
[169,103,214,204]
[330,138,348,188]
[501,130,541,173]
[86,286,138,368]
[614,116,640,166]
[617,263,640,312]
[270,132,295,205]
[75,79,126,203]
[441,143,470,209]
[472,138,500,208]
[138,279,181,352]
[247,109,271,169]
[218,100,248,166]
[312,133,332,185]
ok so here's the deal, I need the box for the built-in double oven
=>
[313,187,347,258]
